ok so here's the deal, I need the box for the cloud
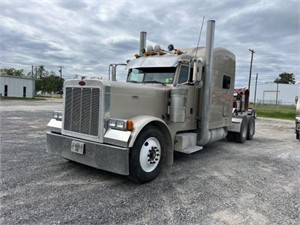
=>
[0,0,299,86]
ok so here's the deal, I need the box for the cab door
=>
[170,64,197,130]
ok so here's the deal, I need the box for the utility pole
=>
[248,49,255,90]
[254,73,258,107]
[276,82,279,107]
[58,66,63,98]
[31,65,34,79]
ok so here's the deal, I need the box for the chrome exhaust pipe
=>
[139,31,147,55]
[197,20,216,146]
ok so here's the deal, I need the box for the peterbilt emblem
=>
[79,80,86,86]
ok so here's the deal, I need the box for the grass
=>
[251,103,296,120]
[0,96,41,101]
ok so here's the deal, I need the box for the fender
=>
[129,115,174,166]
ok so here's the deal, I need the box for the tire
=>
[129,126,165,184]
[247,117,255,140]
[296,132,299,140]
[226,131,235,142]
[235,116,248,143]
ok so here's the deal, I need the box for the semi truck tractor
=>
[227,88,256,143]
[47,20,255,183]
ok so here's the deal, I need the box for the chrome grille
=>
[64,87,100,136]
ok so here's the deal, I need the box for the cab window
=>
[127,68,144,82]
[178,66,189,84]
[178,65,193,84]
[127,67,175,84]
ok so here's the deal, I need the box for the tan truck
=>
[47,20,255,183]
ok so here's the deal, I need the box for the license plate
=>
[71,141,85,154]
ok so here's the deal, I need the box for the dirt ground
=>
[0,100,299,225]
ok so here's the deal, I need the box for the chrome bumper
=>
[46,132,130,175]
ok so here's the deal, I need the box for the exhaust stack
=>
[197,20,222,146]
[139,31,147,55]
[202,19,215,134]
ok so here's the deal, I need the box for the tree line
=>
[274,72,295,84]
[0,67,64,94]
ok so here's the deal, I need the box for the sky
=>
[0,0,299,87]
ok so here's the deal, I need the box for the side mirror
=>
[192,59,203,84]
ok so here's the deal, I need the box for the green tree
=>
[35,78,44,93]
[0,68,24,77]
[37,65,45,79]
[274,72,295,84]
[45,75,64,93]
[35,75,64,94]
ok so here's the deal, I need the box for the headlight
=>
[108,119,134,131]
[53,111,62,121]
[116,120,126,129]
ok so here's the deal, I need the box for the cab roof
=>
[126,54,193,69]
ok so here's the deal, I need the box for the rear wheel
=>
[226,131,235,142]
[247,117,255,140]
[129,126,165,184]
[235,116,248,143]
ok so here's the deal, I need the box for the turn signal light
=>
[127,120,134,131]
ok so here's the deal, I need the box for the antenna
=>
[194,16,205,58]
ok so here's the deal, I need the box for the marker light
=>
[154,45,161,53]
[127,120,134,131]
[147,46,154,55]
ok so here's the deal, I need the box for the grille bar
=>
[64,87,100,136]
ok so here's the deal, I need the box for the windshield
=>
[127,67,176,84]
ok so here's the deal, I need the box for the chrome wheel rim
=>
[139,137,161,172]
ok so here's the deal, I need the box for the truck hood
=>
[107,81,171,120]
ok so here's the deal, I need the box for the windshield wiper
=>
[144,81,165,86]
[127,80,139,83]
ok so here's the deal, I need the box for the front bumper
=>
[46,132,130,175]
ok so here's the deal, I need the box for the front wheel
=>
[129,126,165,184]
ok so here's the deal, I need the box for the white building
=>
[249,82,300,105]
[0,75,35,98]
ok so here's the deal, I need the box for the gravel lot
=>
[0,100,299,225]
